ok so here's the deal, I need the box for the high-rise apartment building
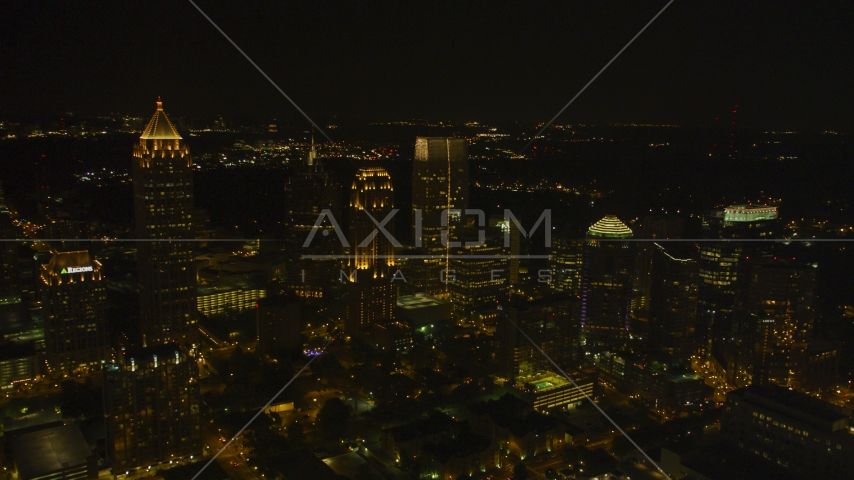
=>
[412,137,468,295]
[345,167,397,336]
[133,99,197,347]
[103,344,201,472]
[38,250,110,376]
[648,242,699,365]
[580,215,634,348]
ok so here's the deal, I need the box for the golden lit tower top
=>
[350,166,395,273]
[134,98,189,165]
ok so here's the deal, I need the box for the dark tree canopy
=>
[512,463,530,480]
[317,397,351,439]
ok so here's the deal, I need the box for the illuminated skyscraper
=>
[580,215,634,348]
[345,167,397,336]
[39,250,110,376]
[133,99,197,347]
[350,167,395,273]
[698,205,778,366]
[103,344,201,471]
[412,137,468,295]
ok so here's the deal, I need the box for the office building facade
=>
[39,250,110,376]
[632,215,684,317]
[412,137,469,295]
[550,232,584,296]
[496,294,578,381]
[722,384,854,479]
[698,205,778,366]
[728,255,820,389]
[648,242,699,365]
[449,223,509,323]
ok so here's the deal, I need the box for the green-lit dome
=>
[587,215,633,238]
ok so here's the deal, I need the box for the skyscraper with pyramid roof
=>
[133,99,197,347]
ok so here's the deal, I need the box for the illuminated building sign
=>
[60,266,94,274]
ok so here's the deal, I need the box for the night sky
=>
[1,1,852,129]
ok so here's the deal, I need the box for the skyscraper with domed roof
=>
[580,215,635,348]
[133,99,197,347]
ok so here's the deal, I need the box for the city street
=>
[203,425,261,480]
[617,460,669,480]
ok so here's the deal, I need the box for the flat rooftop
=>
[522,375,570,393]
[518,372,593,394]
[669,373,704,383]
[397,293,449,309]
[3,408,62,435]
[678,442,803,480]
[732,384,850,425]
[323,451,371,479]
[197,281,266,296]
[14,424,91,479]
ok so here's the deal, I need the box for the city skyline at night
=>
[1,3,853,480]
